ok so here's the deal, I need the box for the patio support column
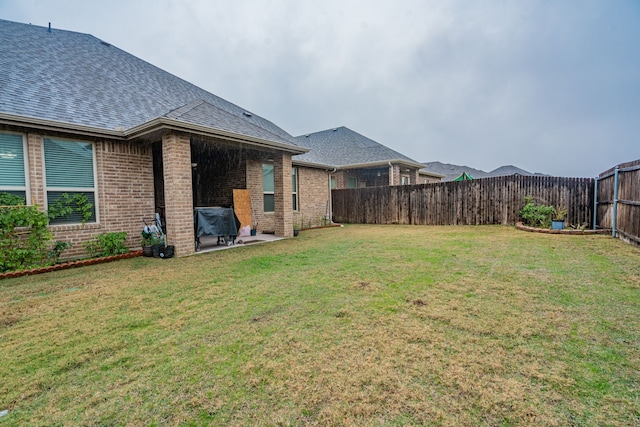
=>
[273,152,293,237]
[162,132,195,256]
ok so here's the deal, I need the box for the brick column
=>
[389,164,400,186]
[26,133,45,209]
[162,133,195,256]
[411,168,420,185]
[273,152,293,237]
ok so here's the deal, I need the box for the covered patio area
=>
[150,131,303,257]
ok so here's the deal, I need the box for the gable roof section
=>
[293,126,423,169]
[0,19,303,152]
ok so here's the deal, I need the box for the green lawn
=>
[1,225,639,426]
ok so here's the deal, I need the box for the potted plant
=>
[552,206,568,230]
[293,220,300,237]
[251,221,258,236]
[141,230,153,257]
[148,235,165,258]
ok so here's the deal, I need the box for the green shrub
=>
[519,196,555,228]
[48,241,71,264]
[84,232,129,258]
[0,193,52,272]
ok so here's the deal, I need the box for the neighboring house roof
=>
[422,162,490,181]
[0,19,304,153]
[488,165,535,177]
[293,126,424,169]
[422,161,542,182]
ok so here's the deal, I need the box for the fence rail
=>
[332,175,594,227]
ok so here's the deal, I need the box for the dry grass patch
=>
[1,225,639,426]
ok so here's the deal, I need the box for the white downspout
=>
[328,168,336,224]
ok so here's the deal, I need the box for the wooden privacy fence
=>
[596,159,640,245]
[332,175,594,227]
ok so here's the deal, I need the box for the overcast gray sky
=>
[2,0,639,177]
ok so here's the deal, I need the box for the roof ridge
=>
[162,101,302,148]
[164,99,207,119]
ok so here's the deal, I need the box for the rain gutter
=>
[291,159,425,171]
[0,113,308,155]
[0,113,126,139]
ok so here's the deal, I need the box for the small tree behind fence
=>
[332,175,594,227]
[596,159,640,245]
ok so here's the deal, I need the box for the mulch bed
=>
[0,250,143,281]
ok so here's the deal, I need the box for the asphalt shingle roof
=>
[0,19,298,147]
[294,126,422,168]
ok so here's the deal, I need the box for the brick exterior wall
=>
[246,159,271,232]
[23,133,155,260]
[246,161,330,232]
[195,158,247,208]
[162,133,195,257]
[295,166,330,227]
[190,139,251,208]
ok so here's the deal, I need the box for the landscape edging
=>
[0,250,143,281]
[515,222,610,235]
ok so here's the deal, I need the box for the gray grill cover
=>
[194,208,241,238]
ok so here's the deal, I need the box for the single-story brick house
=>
[0,19,319,257]
[0,19,431,258]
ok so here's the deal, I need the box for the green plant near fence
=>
[518,196,556,228]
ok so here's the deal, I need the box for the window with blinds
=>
[43,138,97,224]
[0,133,27,203]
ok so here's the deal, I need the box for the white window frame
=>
[263,163,274,213]
[292,166,299,211]
[0,132,30,204]
[42,137,99,225]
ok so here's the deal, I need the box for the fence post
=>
[612,166,619,238]
[593,177,598,230]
